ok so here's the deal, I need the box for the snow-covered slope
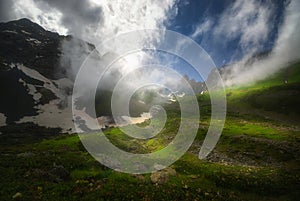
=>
[0,19,77,133]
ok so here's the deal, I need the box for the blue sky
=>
[166,0,287,67]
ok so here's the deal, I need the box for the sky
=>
[170,0,287,66]
[0,0,298,84]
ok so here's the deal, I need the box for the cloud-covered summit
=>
[0,0,178,44]
[33,0,103,39]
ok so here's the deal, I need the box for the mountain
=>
[0,18,63,79]
[0,18,172,134]
[0,18,177,134]
[0,18,93,133]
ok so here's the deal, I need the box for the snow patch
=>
[2,30,18,34]
[19,78,42,102]
[0,113,7,127]
[53,78,73,91]
[118,113,151,126]
[17,97,75,133]
[21,30,31,35]
[26,38,42,45]
[16,64,66,99]
[13,64,75,133]
[107,113,151,127]
[73,109,151,132]
[73,108,101,131]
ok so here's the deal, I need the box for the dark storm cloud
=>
[34,0,103,38]
[0,0,15,22]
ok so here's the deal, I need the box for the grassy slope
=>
[0,63,300,201]
[226,62,300,124]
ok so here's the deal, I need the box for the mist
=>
[58,0,188,122]
[199,0,300,86]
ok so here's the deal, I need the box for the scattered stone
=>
[17,152,35,158]
[24,170,31,177]
[33,168,48,176]
[164,167,177,176]
[48,165,69,182]
[189,175,199,179]
[134,175,145,181]
[150,171,168,184]
[150,167,176,184]
[12,192,22,199]
[33,166,70,182]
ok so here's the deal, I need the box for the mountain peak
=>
[0,17,63,79]
[1,18,46,32]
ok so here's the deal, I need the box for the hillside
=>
[225,62,300,124]
[0,62,299,200]
[0,19,96,132]
[0,18,67,128]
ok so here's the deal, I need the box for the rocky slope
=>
[0,18,92,133]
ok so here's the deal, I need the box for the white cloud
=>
[8,0,180,86]
[11,0,177,44]
[88,0,177,44]
[273,0,300,63]
[188,0,300,86]
[12,0,68,34]
[221,0,300,86]
[214,0,273,54]
[191,0,274,55]
[190,18,212,39]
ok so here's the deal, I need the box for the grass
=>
[0,134,299,200]
[0,62,300,200]
[217,62,300,127]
